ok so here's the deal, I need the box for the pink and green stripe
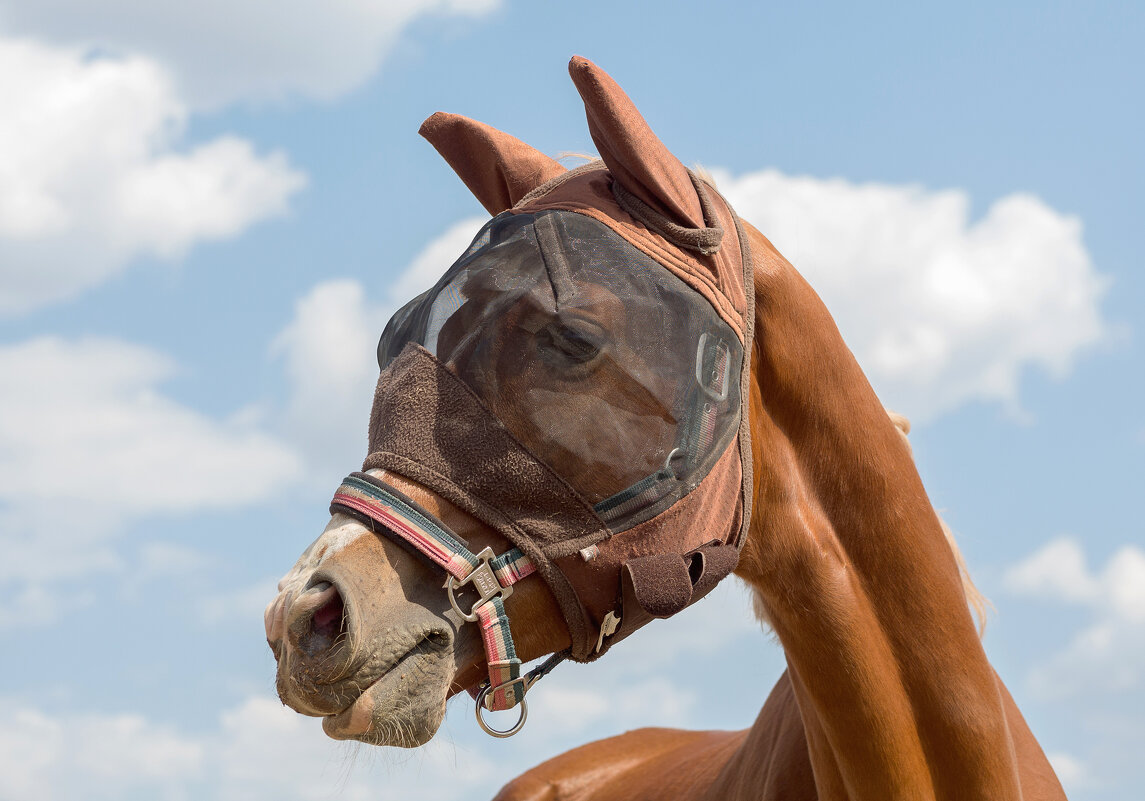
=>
[476,596,524,708]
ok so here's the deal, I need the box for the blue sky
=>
[0,2,1142,799]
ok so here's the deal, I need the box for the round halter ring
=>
[475,683,528,738]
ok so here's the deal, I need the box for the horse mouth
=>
[320,633,451,743]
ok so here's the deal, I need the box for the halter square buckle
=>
[447,547,513,622]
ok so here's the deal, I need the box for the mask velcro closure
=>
[599,543,740,657]
[625,552,694,618]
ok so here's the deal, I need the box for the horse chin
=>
[320,647,454,747]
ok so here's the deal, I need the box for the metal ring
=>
[474,685,528,738]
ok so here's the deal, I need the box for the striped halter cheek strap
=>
[330,472,564,736]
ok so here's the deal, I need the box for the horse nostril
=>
[311,592,345,640]
[303,591,346,657]
[287,583,349,660]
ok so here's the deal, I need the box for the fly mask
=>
[328,57,755,736]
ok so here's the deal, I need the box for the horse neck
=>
[731,225,1021,801]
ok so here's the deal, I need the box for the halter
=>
[330,471,563,736]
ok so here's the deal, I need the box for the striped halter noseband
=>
[330,471,560,736]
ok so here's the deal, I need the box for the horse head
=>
[265,56,756,746]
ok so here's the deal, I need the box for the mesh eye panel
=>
[377,210,742,532]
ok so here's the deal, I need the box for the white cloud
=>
[1005,537,1145,698]
[1105,547,1145,623]
[134,542,213,583]
[272,280,390,481]
[210,696,504,801]
[390,217,490,301]
[1046,752,1089,793]
[0,696,498,801]
[0,337,301,521]
[1003,537,1101,604]
[198,576,281,629]
[210,696,381,801]
[0,336,302,622]
[715,170,1109,421]
[0,702,204,801]
[273,218,484,479]
[0,582,96,631]
[113,541,215,603]
[530,675,696,741]
[1,0,501,110]
[0,36,307,316]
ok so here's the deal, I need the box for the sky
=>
[0,2,1142,799]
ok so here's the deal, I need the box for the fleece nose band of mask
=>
[329,472,536,714]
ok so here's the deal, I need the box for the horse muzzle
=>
[264,515,459,727]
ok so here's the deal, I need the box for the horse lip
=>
[321,633,443,719]
[369,632,444,687]
[291,625,443,713]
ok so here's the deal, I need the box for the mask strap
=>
[593,459,679,523]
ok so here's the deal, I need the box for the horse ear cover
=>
[419,112,567,215]
[567,56,706,230]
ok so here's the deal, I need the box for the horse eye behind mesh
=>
[536,322,602,365]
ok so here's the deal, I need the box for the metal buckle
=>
[474,678,529,738]
[446,547,512,622]
[695,332,730,402]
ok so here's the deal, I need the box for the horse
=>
[264,57,1068,800]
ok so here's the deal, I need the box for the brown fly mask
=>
[266,56,755,743]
